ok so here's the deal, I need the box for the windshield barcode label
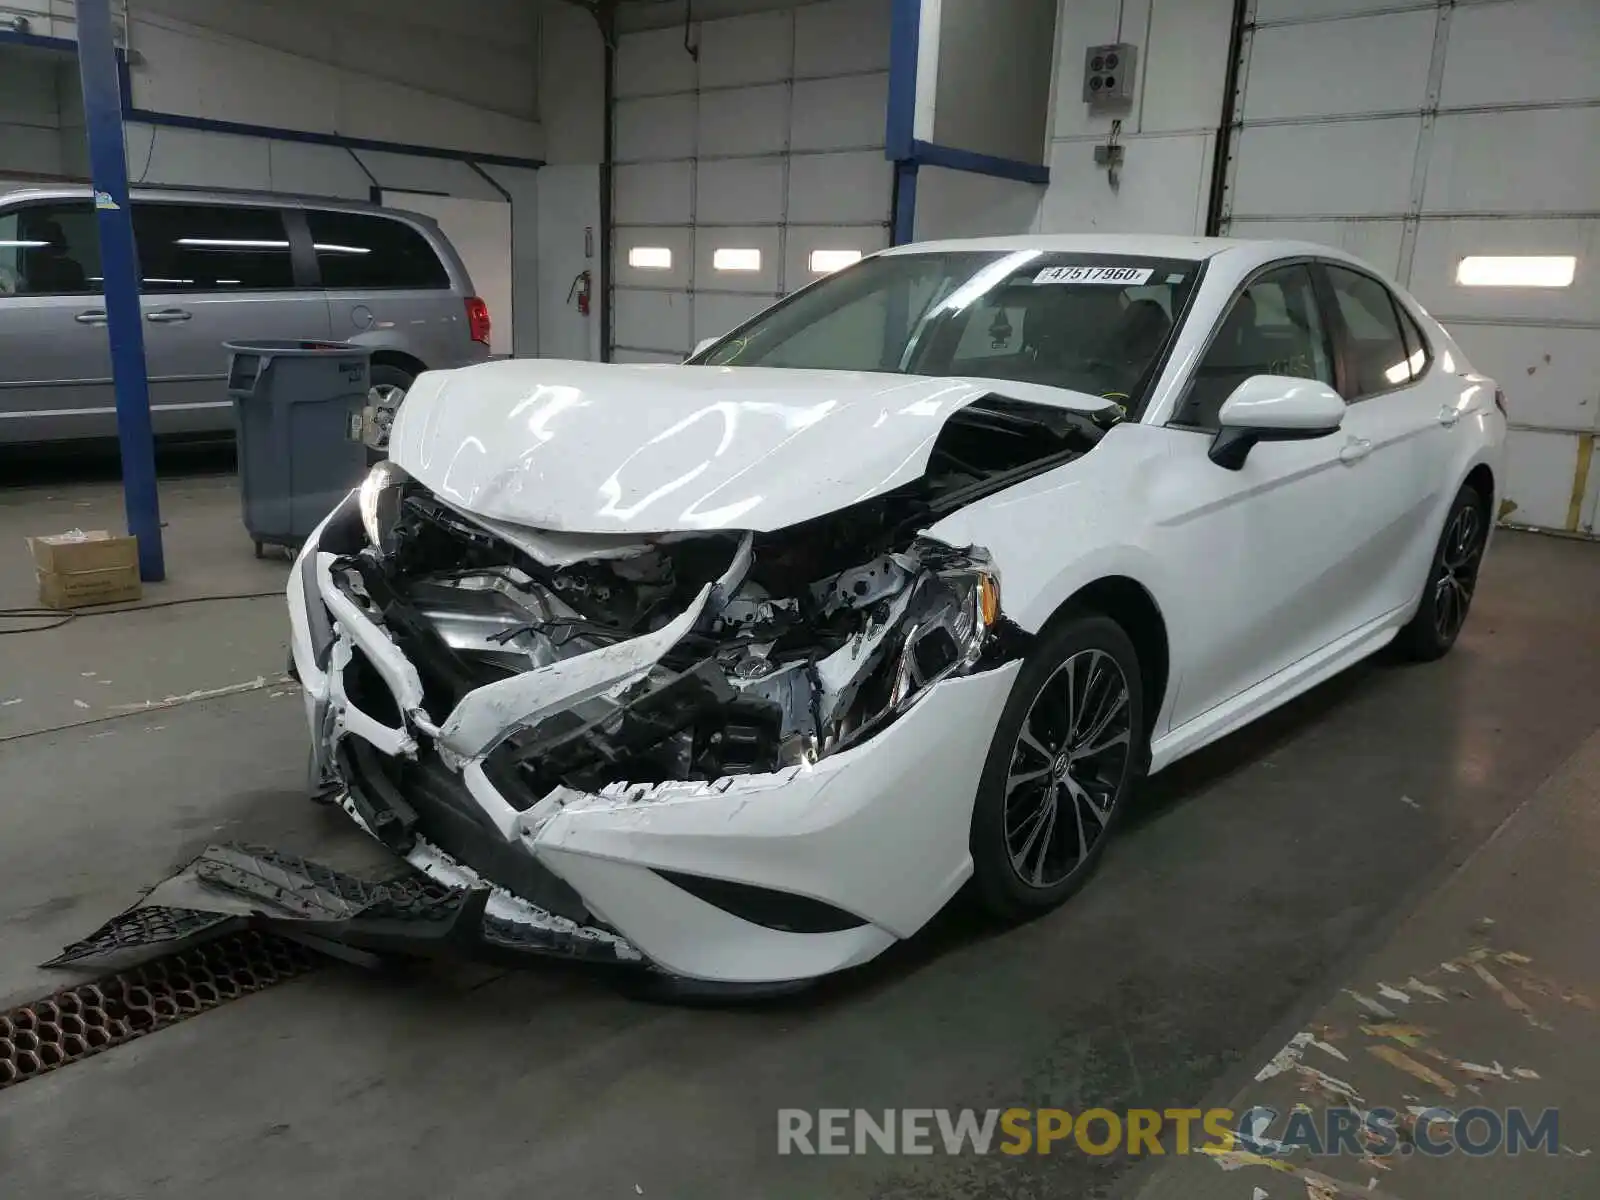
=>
[1032,266,1154,285]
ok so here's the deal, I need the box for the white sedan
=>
[286,234,1505,988]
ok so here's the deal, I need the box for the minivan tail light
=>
[465,296,491,345]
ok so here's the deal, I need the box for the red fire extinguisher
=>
[569,269,592,317]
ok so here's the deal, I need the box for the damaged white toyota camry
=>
[284,235,1506,987]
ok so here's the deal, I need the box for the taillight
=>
[465,296,491,345]
[1494,388,1507,417]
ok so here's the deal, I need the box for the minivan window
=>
[305,210,449,290]
[0,201,102,296]
[132,202,296,292]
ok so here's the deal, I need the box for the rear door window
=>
[0,201,102,296]
[305,210,449,290]
[1324,265,1415,400]
[131,202,296,292]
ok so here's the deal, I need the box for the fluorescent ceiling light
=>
[0,239,49,248]
[810,249,862,274]
[313,243,371,254]
[629,246,672,269]
[176,238,289,249]
[714,248,761,272]
[1455,255,1576,288]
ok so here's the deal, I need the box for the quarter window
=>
[0,201,102,296]
[1394,299,1430,383]
[1324,266,1415,399]
[1173,264,1333,430]
[305,210,449,290]
[132,202,296,292]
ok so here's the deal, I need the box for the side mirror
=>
[687,336,718,362]
[1209,375,1346,470]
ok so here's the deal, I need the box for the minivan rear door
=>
[130,200,332,437]
[303,208,464,369]
[0,197,117,444]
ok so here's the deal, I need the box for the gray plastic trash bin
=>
[225,339,372,558]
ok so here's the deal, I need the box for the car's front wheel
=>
[969,612,1145,922]
[1396,482,1488,662]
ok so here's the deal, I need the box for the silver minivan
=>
[0,186,491,446]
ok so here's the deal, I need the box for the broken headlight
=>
[358,460,410,557]
[888,565,1000,711]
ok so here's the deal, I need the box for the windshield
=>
[691,250,1203,412]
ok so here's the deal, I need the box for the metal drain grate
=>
[0,931,318,1090]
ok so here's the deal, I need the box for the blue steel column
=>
[885,0,920,244]
[76,0,165,581]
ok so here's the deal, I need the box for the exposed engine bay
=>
[334,396,1113,806]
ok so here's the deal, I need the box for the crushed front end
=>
[278,457,1034,983]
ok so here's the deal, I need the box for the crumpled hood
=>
[388,359,1111,534]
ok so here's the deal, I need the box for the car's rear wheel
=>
[1396,482,1488,662]
[969,613,1145,922]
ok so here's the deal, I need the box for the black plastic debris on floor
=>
[45,843,638,972]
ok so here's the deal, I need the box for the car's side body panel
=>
[931,243,1506,772]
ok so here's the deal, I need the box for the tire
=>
[969,611,1146,922]
[1395,483,1488,662]
[366,364,415,463]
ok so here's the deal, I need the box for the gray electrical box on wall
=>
[1083,43,1137,108]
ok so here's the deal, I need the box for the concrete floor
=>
[1,461,1597,1200]
[1125,725,1600,1200]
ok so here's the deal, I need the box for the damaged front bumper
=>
[277,494,1020,985]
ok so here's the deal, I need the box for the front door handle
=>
[1438,406,1461,427]
[1338,437,1373,465]
[74,309,107,325]
[145,307,193,323]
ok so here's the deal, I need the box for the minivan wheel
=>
[968,612,1145,923]
[367,364,415,459]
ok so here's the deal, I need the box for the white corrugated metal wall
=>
[1220,0,1600,535]
[608,0,894,362]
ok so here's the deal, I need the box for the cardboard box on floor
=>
[27,530,142,610]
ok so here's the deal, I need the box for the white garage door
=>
[610,0,894,363]
[1219,0,1599,536]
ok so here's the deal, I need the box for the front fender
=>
[923,425,1179,637]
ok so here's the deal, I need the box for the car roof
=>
[880,233,1359,271]
[0,183,434,224]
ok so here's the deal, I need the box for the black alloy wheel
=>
[1397,483,1488,661]
[970,612,1145,921]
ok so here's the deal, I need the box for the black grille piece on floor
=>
[43,906,239,970]
[47,843,643,974]
[2,931,318,1090]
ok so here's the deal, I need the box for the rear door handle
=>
[145,308,193,323]
[1438,406,1461,427]
[74,309,107,325]
[1338,437,1373,465]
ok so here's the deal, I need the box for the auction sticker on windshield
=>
[1033,266,1153,285]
